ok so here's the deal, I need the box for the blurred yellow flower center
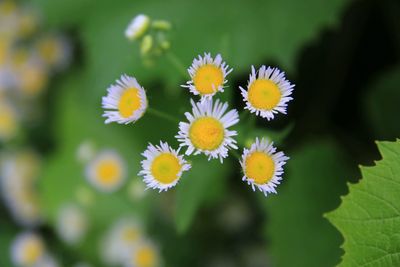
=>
[135,246,156,267]
[248,79,281,110]
[193,65,224,94]
[0,105,17,138]
[151,153,181,184]
[96,160,121,185]
[245,152,275,184]
[122,228,139,242]
[22,240,43,264]
[0,1,16,15]
[189,117,224,150]
[118,88,141,118]
[21,67,48,96]
[38,39,60,65]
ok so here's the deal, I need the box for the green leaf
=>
[263,140,357,267]
[326,140,400,267]
[364,67,400,140]
[175,156,231,234]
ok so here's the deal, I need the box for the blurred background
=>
[0,0,399,266]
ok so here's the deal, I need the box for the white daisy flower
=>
[102,74,148,124]
[56,203,88,245]
[85,150,126,193]
[240,138,289,196]
[139,141,191,192]
[125,14,150,41]
[182,53,232,100]
[11,232,45,267]
[123,239,160,267]
[101,217,143,266]
[240,65,294,120]
[176,98,239,162]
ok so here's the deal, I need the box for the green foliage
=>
[364,67,400,140]
[263,140,357,267]
[326,140,400,267]
[175,156,231,233]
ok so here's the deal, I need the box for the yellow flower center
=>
[118,88,141,118]
[248,79,281,110]
[193,64,224,95]
[0,106,17,138]
[245,152,275,184]
[135,246,156,267]
[189,117,224,151]
[0,1,16,15]
[122,227,139,242]
[38,38,60,65]
[22,239,43,265]
[150,153,181,184]
[21,67,48,96]
[95,159,122,186]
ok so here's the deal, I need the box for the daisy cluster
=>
[0,0,71,142]
[100,15,295,197]
[101,216,162,267]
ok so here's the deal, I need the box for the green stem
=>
[230,149,241,160]
[166,51,188,79]
[147,108,180,123]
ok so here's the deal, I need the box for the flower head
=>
[11,232,45,267]
[240,66,294,120]
[102,74,148,124]
[35,34,72,71]
[139,141,191,192]
[56,203,88,245]
[240,138,289,196]
[182,53,232,100]
[176,98,239,162]
[101,217,143,266]
[125,14,150,41]
[85,150,126,193]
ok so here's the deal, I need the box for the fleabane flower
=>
[56,203,88,245]
[101,217,143,266]
[125,14,150,41]
[182,53,232,100]
[102,74,148,124]
[240,138,289,196]
[139,141,191,192]
[11,232,45,267]
[240,65,294,120]
[85,150,126,193]
[176,98,239,162]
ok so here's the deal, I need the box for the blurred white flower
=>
[85,150,127,193]
[101,217,143,266]
[11,232,45,267]
[56,203,89,245]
